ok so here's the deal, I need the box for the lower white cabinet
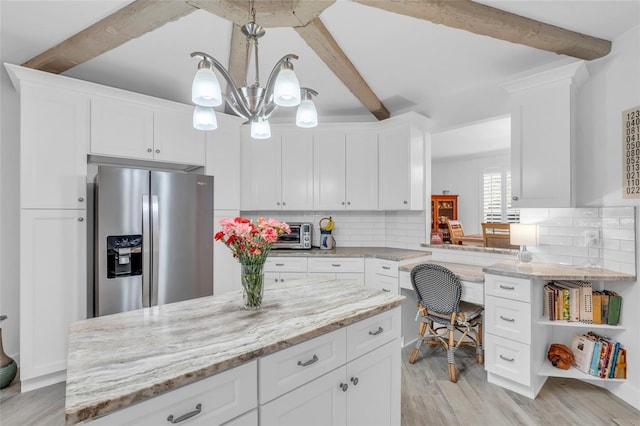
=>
[307,258,365,286]
[260,308,401,426]
[264,257,308,288]
[20,209,87,392]
[89,361,258,425]
[365,259,399,294]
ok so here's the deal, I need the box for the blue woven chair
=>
[408,263,484,382]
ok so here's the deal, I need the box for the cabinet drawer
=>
[259,328,346,404]
[308,257,364,273]
[265,257,308,273]
[366,258,398,277]
[347,308,401,361]
[461,280,484,305]
[368,274,399,295]
[485,274,531,303]
[485,295,531,344]
[90,361,257,425]
[485,334,531,386]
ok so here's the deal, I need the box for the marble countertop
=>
[483,260,636,281]
[269,246,431,261]
[421,242,517,255]
[64,278,404,424]
[399,260,485,283]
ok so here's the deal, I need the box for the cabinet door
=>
[314,130,346,210]
[378,124,411,210]
[90,96,154,160]
[213,210,241,295]
[345,130,378,210]
[240,131,281,210]
[154,106,206,166]
[20,209,86,391]
[346,339,400,426]
[281,131,314,210]
[20,84,88,209]
[207,118,241,210]
[260,367,347,426]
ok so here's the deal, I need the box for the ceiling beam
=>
[295,18,390,121]
[354,0,611,60]
[21,0,198,74]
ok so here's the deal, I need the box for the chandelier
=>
[190,0,318,139]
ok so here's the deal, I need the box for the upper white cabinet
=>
[504,60,588,208]
[206,115,243,211]
[19,84,89,209]
[241,127,313,210]
[90,96,206,166]
[313,128,378,210]
[378,121,425,210]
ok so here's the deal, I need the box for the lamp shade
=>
[510,224,539,246]
[296,98,318,128]
[251,118,271,139]
[193,106,217,130]
[273,66,301,107]
[192,66,222,107]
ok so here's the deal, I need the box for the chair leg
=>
[447,326,457,383]
[476,322,484,364]
[409,319,427,364]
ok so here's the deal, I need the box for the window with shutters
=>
[482,167,519,223]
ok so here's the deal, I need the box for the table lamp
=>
[510,223,539,263]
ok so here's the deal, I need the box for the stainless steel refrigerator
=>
[94,165,213,316]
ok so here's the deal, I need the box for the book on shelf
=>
[589,340,602,376]
[605,341,621,378]
[592,291,603,324]
[601,295,610,325]
[576,280,593,324]
[543,283,557,321]
[604,290,622,326]
[614,348,627,379]
[571,333,596,374]
[555,281,580,322]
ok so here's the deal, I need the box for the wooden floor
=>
[1,346,639,425]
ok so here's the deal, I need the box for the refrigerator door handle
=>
[151,195,160,306]
[142,195,151,308]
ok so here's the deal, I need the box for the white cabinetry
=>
[503,60,588,208]
[89,361,258,425]
[308,257,365,286]
[240,128,313,210]
[19,84,89,209]
[378,122,425,210]
[264,257,308,288]
[260,308,401,426]
[313,128,378,210]
[365,259,399,294]
[90,96,206,166]
[20,210,87,392]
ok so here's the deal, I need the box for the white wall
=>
[431,150,510,235]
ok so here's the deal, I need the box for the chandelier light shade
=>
[190,0,317,139]
[296,88,319,128]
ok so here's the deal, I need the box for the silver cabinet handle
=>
[499,315,515,322]
[331,264,341,267]
[403,200,408,204]
[339,383,348,392]
[78,217,84,222]
[382,266,391,270]
[499,285,515,290]
[297,354,318,367]
[369,326,384,336]
[512,196,519,201]
[347,201,351,205]
[155,149,160,153]
[78,197,84,202]
[275,263,285,266]
[147,148,152,153]
[341,201,345,205]
[499,355,515,362]
[382,288,391,292]
[276,202,281,206]
[167,403,202,423]
[350,377,359,386]
[282,202,286,206]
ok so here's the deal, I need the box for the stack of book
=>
[543,281,622,325]
[570,332,626,379]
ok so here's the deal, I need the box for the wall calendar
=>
[623,105,640,199]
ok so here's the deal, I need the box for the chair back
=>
[447,220,465,244]
[482,222,517,248]
[410,264,462,314]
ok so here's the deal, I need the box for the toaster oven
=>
[273,222,312,249]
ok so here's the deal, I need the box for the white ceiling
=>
[1,1,639,158]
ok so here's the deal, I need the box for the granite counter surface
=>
[64,278,404,424]
[399,261,485,283]
[269,246,431,261]
[483,260,636,281]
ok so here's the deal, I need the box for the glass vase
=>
[241,262,265,310]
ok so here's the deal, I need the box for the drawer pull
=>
[331,264,341,267]
[499,285,515,290]
[369,326,384,336]
[499,355,515,363]
[382,266,391,270]
[382,288,391,292]
[297,354,319,367]
[339,383,348,392]
[275,263,285,266]
[499,315,515,322]
[167,403,202,423]
[350,377,359,386]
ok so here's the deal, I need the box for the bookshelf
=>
[537,363,625,382]
[536,318,626,330]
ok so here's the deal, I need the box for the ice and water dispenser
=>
[106,235,142,278]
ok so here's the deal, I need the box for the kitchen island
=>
[64,277,404,425]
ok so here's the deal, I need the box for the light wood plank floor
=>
[1,346,639,425]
